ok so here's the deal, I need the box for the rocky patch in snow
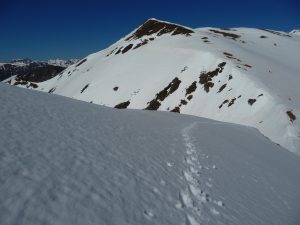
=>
[145,77,181,111]
[125,19,194,41]
[199,62,226,93]
[115,100,131,109]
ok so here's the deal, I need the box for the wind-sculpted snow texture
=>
[1,84,300,225]
[4,18,300,154]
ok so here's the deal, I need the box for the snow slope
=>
[1,84,300,225]
[4,19,300,154]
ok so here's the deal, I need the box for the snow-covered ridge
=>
[47,59,79,67]
[1,83,300,225]
[0,58,79,82]
[3,58,79,67]
[290,29,300,36]
[4,18,300,154]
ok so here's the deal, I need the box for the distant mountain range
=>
[0,58,79,82]
[3,19,300,154]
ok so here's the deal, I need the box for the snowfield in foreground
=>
[1,84,300,225]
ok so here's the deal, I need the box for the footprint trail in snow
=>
[179,122,225,224]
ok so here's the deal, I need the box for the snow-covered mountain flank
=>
[1,83,300,225]
[4,18,300,154]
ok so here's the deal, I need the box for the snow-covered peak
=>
[4,20,300,155]
[3,58,79,67]
[47,59,79,67]
[290,29,300,36]
[125,18,194,41]
[8,58,33,66]
[10,58,33,65]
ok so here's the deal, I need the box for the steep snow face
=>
[5,19,300,154]
[1,84,300,225]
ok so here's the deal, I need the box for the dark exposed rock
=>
[75,59,87,67]
[224,52,242,62]
[125,19,194,41]
[28,83,38,88]
[187,95,193,101]
[286,110,296,123]
[115,48,123,55]
[156,77,181,101]
[218,84,227,93]
[181,66,188,73]
[113,86,119,91]
[106,47,118,57]
[145,99,161,111]
[80,84,89,93]
[122,44,134,54]
[204,82,214,92]
[115,101,130,109]
[218,62,226,68]
[170,106,180,113]
[133,40,148,50]
[228,97,236,107]
[145,77,181,111]
[219,97,237,108]
[48,87,56,93]
[248,98,256,105]
[223,52,233,57]
[219,99,229,109]
[199,62,226,93]
[181,99,188,105]
[185,81,197,96]
[209,29,241,40]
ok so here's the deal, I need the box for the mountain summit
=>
[4,19,300,154]
[125,18,194,41]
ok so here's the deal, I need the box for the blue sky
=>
[0,0,299,61]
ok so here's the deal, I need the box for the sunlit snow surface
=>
[1,84,300,225]
[6,19,300,154]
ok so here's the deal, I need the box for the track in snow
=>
[180,122,225,225]
[1,84,300,225]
